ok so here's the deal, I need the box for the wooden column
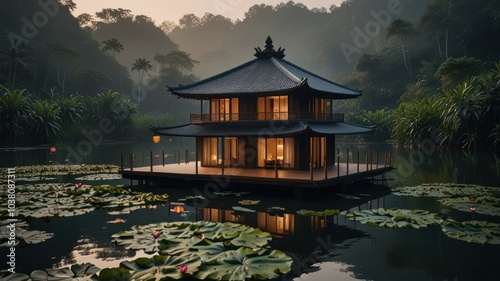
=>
[142,150,144,167]
[221,137,225,176]
[336,148,340,177]
[356,150,359,173]
[310,155,313,180]
[376,150,379,169]
[195,138,198,175]
[324,156,327,179]
[346,147,349,175]
[150,151,153,172]
[120,153,123,171]
[162,150,165,166]
[129,153,133,171]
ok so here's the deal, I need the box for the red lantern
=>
[50,147,57,154]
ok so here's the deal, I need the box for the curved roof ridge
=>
[270,57,303,84]
[278,58,362,94]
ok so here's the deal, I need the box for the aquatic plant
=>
[108,221,291,280]
[342,208,443,229]
[30,263,99,281]
[0,183,169,219]
[296,209,340,217]
[441,219,500,244]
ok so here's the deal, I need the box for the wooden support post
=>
[365,150,368,171]
[384,150,387,167]
[376,150,379,169]
[370,150,373,170]
[275,158,278,179]
[120,153,123,171]
[221,139,225,176]
[142,150,144,167]
[310,155,313,180]
[336,148,340,177]
[324,155,327,179]
[388,151,392,166]
[129,153,134,171]
[162,150,165,166]
[185,149,189,164]
[178,150,181,165]
[194,138,198,174]
[346,147,349,175]
[150,151,153,172]
[356,150,359,173]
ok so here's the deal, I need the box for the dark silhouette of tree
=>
[153,51,199,74]
[387,19,418,83]
[131,58,152,106]
[43,42,79,94]
[102,38,124,59]
[95,8,133,24]
[0,34,36,87]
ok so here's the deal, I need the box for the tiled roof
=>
[151,121,374,137]
[168,38,361,99]
[168,58,305,96]
[307,122,375,135]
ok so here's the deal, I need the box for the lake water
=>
[1,141,499,281]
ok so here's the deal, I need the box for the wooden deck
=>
[119,161,394,189]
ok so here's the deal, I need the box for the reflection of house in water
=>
[193,184,389,238]
[198,208,295,235]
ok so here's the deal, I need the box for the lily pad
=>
[0,228,54,247]
[0,183,169,220]
[0,272,31,281]
[341,208,443,229]
[120,253,202,280]
[392,183,500,198]
[238,199,260,205]
[296,209,340,217]
[30,263,99,281]
[232,206,256,213]
[193,247,293,280]
[214,191,252,197]
[438,195,500,216]
[441,219,500,244]
[75,174,122,181]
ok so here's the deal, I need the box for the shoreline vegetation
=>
[1,0,499,151]
[2,59,498,151]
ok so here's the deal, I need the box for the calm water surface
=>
[1,141,499,281]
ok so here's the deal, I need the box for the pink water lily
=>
[179,264,187,273]
[152,231,160,239]
[75,182,83,188]
[200,233,205,239]
[470,207,477,212]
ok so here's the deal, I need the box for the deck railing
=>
[190,112,344,123]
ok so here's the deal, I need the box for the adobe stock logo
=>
[340,0,406,63]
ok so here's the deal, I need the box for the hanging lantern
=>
[152,135,161,143]
[172,205,185,213]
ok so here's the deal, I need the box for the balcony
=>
[190,112,344,123]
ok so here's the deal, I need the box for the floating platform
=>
[119,161,394,190]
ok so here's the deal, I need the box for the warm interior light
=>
[173,205,185,213]
[153,135,161,143]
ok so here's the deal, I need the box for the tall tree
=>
[153,51,199,74]
[387,19,418,83]
[43,42,79,94]
[131,58,152,107]
[0,34,36,87]
[102,38,124,59]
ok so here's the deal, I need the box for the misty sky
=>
[72,0,345,23]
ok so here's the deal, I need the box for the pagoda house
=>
[152,37,374,171]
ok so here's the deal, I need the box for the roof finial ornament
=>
[254,36,285,59]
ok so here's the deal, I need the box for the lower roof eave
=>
[151,121,375,138]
